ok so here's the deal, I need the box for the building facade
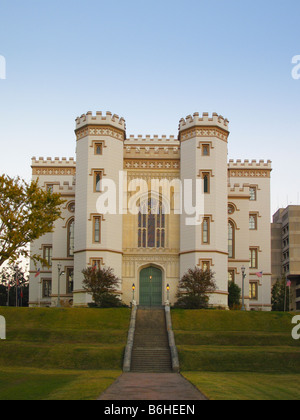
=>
[272,206,300,311]
[29,111,272,310]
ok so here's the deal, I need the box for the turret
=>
[179,112,230,308]
[73,111,126,307]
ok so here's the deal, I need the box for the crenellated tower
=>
[73,111,126,306]
[179,112,230,308]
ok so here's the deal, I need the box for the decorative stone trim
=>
[124,159,180,170]
[229,169,271,178]
[180,127,228,143]
[32,167,76,176]
[76,125,125,141]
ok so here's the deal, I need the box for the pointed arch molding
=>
[228,217,240,231]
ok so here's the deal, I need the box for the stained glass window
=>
[138,198,166,248]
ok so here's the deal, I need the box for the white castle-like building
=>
[29,111,272,310]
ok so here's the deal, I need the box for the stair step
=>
[129,308,173,373]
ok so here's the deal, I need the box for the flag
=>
[256,272,263,278]
[35,269,41,278]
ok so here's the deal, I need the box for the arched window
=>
[95,172,102,192]
[138,198,165,248]
[68,219,75,257]
[228,221,235,259]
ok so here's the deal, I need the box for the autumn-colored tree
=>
[82,266,125,308]
[0,175,64,267]
[175,267,217,309]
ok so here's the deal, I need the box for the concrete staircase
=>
[130,307,173,373]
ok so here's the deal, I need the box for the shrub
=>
[228,281,241,310]
[174,267,216,310]
[82,266,126,308]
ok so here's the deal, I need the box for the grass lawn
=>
[0,307,131,400]
[182,372,300,401]
[0,367,121,400]
[172,309,300,400]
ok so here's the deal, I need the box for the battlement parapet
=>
[125,135,179,145]
[179,112,229,132]
[31,157,76,177]
[228,182,250,193]
[228,159,272,169]
[75,111,126,131]
[32,157,76,166]
[54,181,75,192]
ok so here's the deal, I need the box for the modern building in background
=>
[29,111,272,310]
[272,206,300,311]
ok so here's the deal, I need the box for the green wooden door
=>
[139,267,162,306]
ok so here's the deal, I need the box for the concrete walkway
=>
[98,373,207,401]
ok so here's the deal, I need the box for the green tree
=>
[175,267,217,309]
[0,175,64,267]
[228,281,241,310]
[272,277,290,311]
[82,266,125,308]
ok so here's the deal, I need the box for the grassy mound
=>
[0,307,131,370]
[0,307,131,400]
[171,309,300,400]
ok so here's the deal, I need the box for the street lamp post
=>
[241,266,246,311]
[166,284,170,303]
[57,263,65,308]
[132,283,135,303]
[149,275,152,308]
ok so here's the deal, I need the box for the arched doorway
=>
[139,266,163,306]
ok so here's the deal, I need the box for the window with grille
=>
[43,246,52,267]
[249,248,258,269]
[67,219,75,257]
[228,221,235,258]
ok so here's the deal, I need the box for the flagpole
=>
[261,271,264,311]
[15,269,18,308]
[7,282,10,307]
[284,276,287,312]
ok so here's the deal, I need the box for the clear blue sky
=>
[0,0,300,217]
